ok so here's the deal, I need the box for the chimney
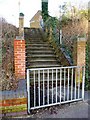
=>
[19,13,24,38]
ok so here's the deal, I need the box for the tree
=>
[0,17,18,90]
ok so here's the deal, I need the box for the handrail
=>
[43,19,72,66]
[44,17,73,65]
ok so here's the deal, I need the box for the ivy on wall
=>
[85,38,90,90]
[42,1,48,22]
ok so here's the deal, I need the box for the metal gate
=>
[27,66,85,114]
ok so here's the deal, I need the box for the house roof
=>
[30,10,41,22]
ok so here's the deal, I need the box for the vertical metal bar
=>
[75,68,77,99]
[38,70,40,106]
[56,69,57,103]
[82,66,85,100]
[60,68,62,103]
[67,68,70,101]
[47,69,49,104]
[27,69,30,114]
[79,67,81,98]
[43,70,45,105]
[78,67,80,99]
[52,69,53,104]
[64,68,66,101]
[34,70,36,107]
[71,68,73,100]
[60,29,62,44]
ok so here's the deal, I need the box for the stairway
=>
[24,28,61,69]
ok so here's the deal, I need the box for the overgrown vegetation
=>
[45,4,89,89]
[0,18,18,90]
[85,7,90,90]
[85,42,90,90]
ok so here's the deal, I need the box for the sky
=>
[0,0,89,27]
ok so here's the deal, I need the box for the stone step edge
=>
[26,60,57,62]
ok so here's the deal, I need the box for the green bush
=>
[85,42,90,90]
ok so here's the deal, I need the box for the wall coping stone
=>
[77,37,87,42]
[16,36,24,40]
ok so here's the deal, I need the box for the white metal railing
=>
[27,66,85,114]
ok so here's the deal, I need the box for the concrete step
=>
[26,43,50,47]
[27,36,41,39]
[26,46,54,51]
[26,60,60,65]
[28,36,42,39]
[26,38,43,40]
[26,49,55,56]
[26,64,61,69]
[26,50,54,54]
[26,57,58,61]
[26,41,47,44]
[26,59,58,62]
[26,59,59,64]
[25,28,61,69]
[26,39,45,42]
[26,54,56,58]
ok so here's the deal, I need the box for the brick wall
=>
[30,21,40,28]
[73,38,86,66]
[73,38,86,84]
[30,10,41,28]
[14,39,25,79]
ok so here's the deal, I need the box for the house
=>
[30,10,42,28]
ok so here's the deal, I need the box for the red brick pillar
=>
[14,38,25,79]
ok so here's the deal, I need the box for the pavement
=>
[27,101,89,118]
[1,79,90,119]
[2,100,89,119]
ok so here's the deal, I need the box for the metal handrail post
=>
[27,69,30,114]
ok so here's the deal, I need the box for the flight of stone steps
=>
[24,28,61,69]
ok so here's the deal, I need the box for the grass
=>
[0,104,27,114]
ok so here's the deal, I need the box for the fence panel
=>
[27,66,85,114]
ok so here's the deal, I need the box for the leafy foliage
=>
[42,1,48,22]
[44,5,89,89]
[85,40,90,90]
[79,9,88,20]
